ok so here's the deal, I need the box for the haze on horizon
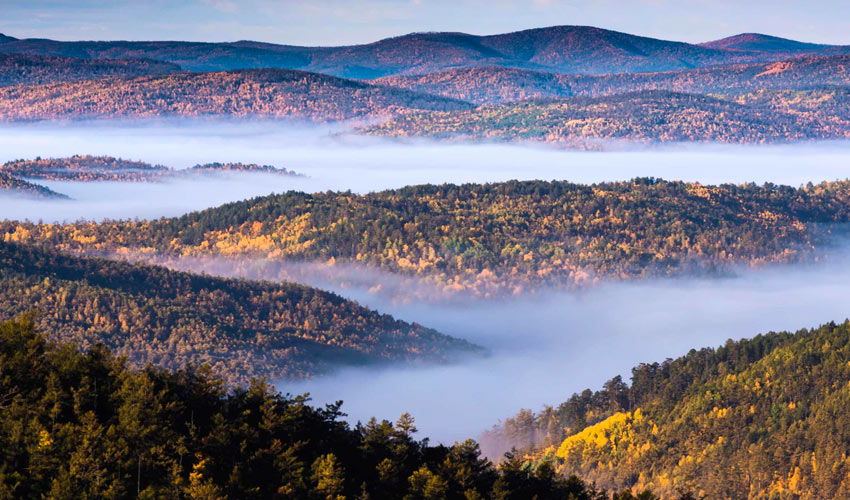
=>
[2,0,850,47]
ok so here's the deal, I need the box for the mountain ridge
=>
[2,25,846,78]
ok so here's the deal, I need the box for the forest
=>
[7,178,850,295]
[484,320,850,499]
[0,315,692,500]
[0,241,476,385]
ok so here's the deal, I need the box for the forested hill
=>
[0,316,676,499]
[487,320,850,499]
[0,25,829,77]
[6,178,850,295]
[0,68,473,121]
[0,241,477,384]
[364,88,850,145]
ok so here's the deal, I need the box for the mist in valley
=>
[5,120,850,222]
[5,119,850,449]
[280,257,850,446]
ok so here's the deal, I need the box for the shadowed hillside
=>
[0,53,181,86]
[0,241,478,384]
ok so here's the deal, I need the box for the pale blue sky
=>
[1,0,848,46]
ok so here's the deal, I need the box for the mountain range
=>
[2,27,848,78]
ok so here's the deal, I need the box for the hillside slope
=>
[497,321,850,499]
[0,68,473,121]
[0,241,477,384]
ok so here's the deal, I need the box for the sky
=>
[1,0,849,46]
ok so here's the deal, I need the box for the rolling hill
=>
[489,320,850,499]
[0,52,181,87]
[0,68,473,121]
[7,178,850,295]
[0,241,477,384]
[1,26,842,78]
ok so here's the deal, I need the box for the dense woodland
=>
[0,241,476,385]
[485,321,850,500]
[7,178,850,295]
[0,316,687,500]
[0,155,299,183]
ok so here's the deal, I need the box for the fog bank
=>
[278,258,850,445]
[4,120,850,222]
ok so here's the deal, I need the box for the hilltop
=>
[701,33,831,53]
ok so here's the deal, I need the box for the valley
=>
[3,13,850,498]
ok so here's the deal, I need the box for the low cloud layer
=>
[4,120,850,223]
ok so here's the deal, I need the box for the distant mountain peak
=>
[701,33,830,52]
[0,33,17,43]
